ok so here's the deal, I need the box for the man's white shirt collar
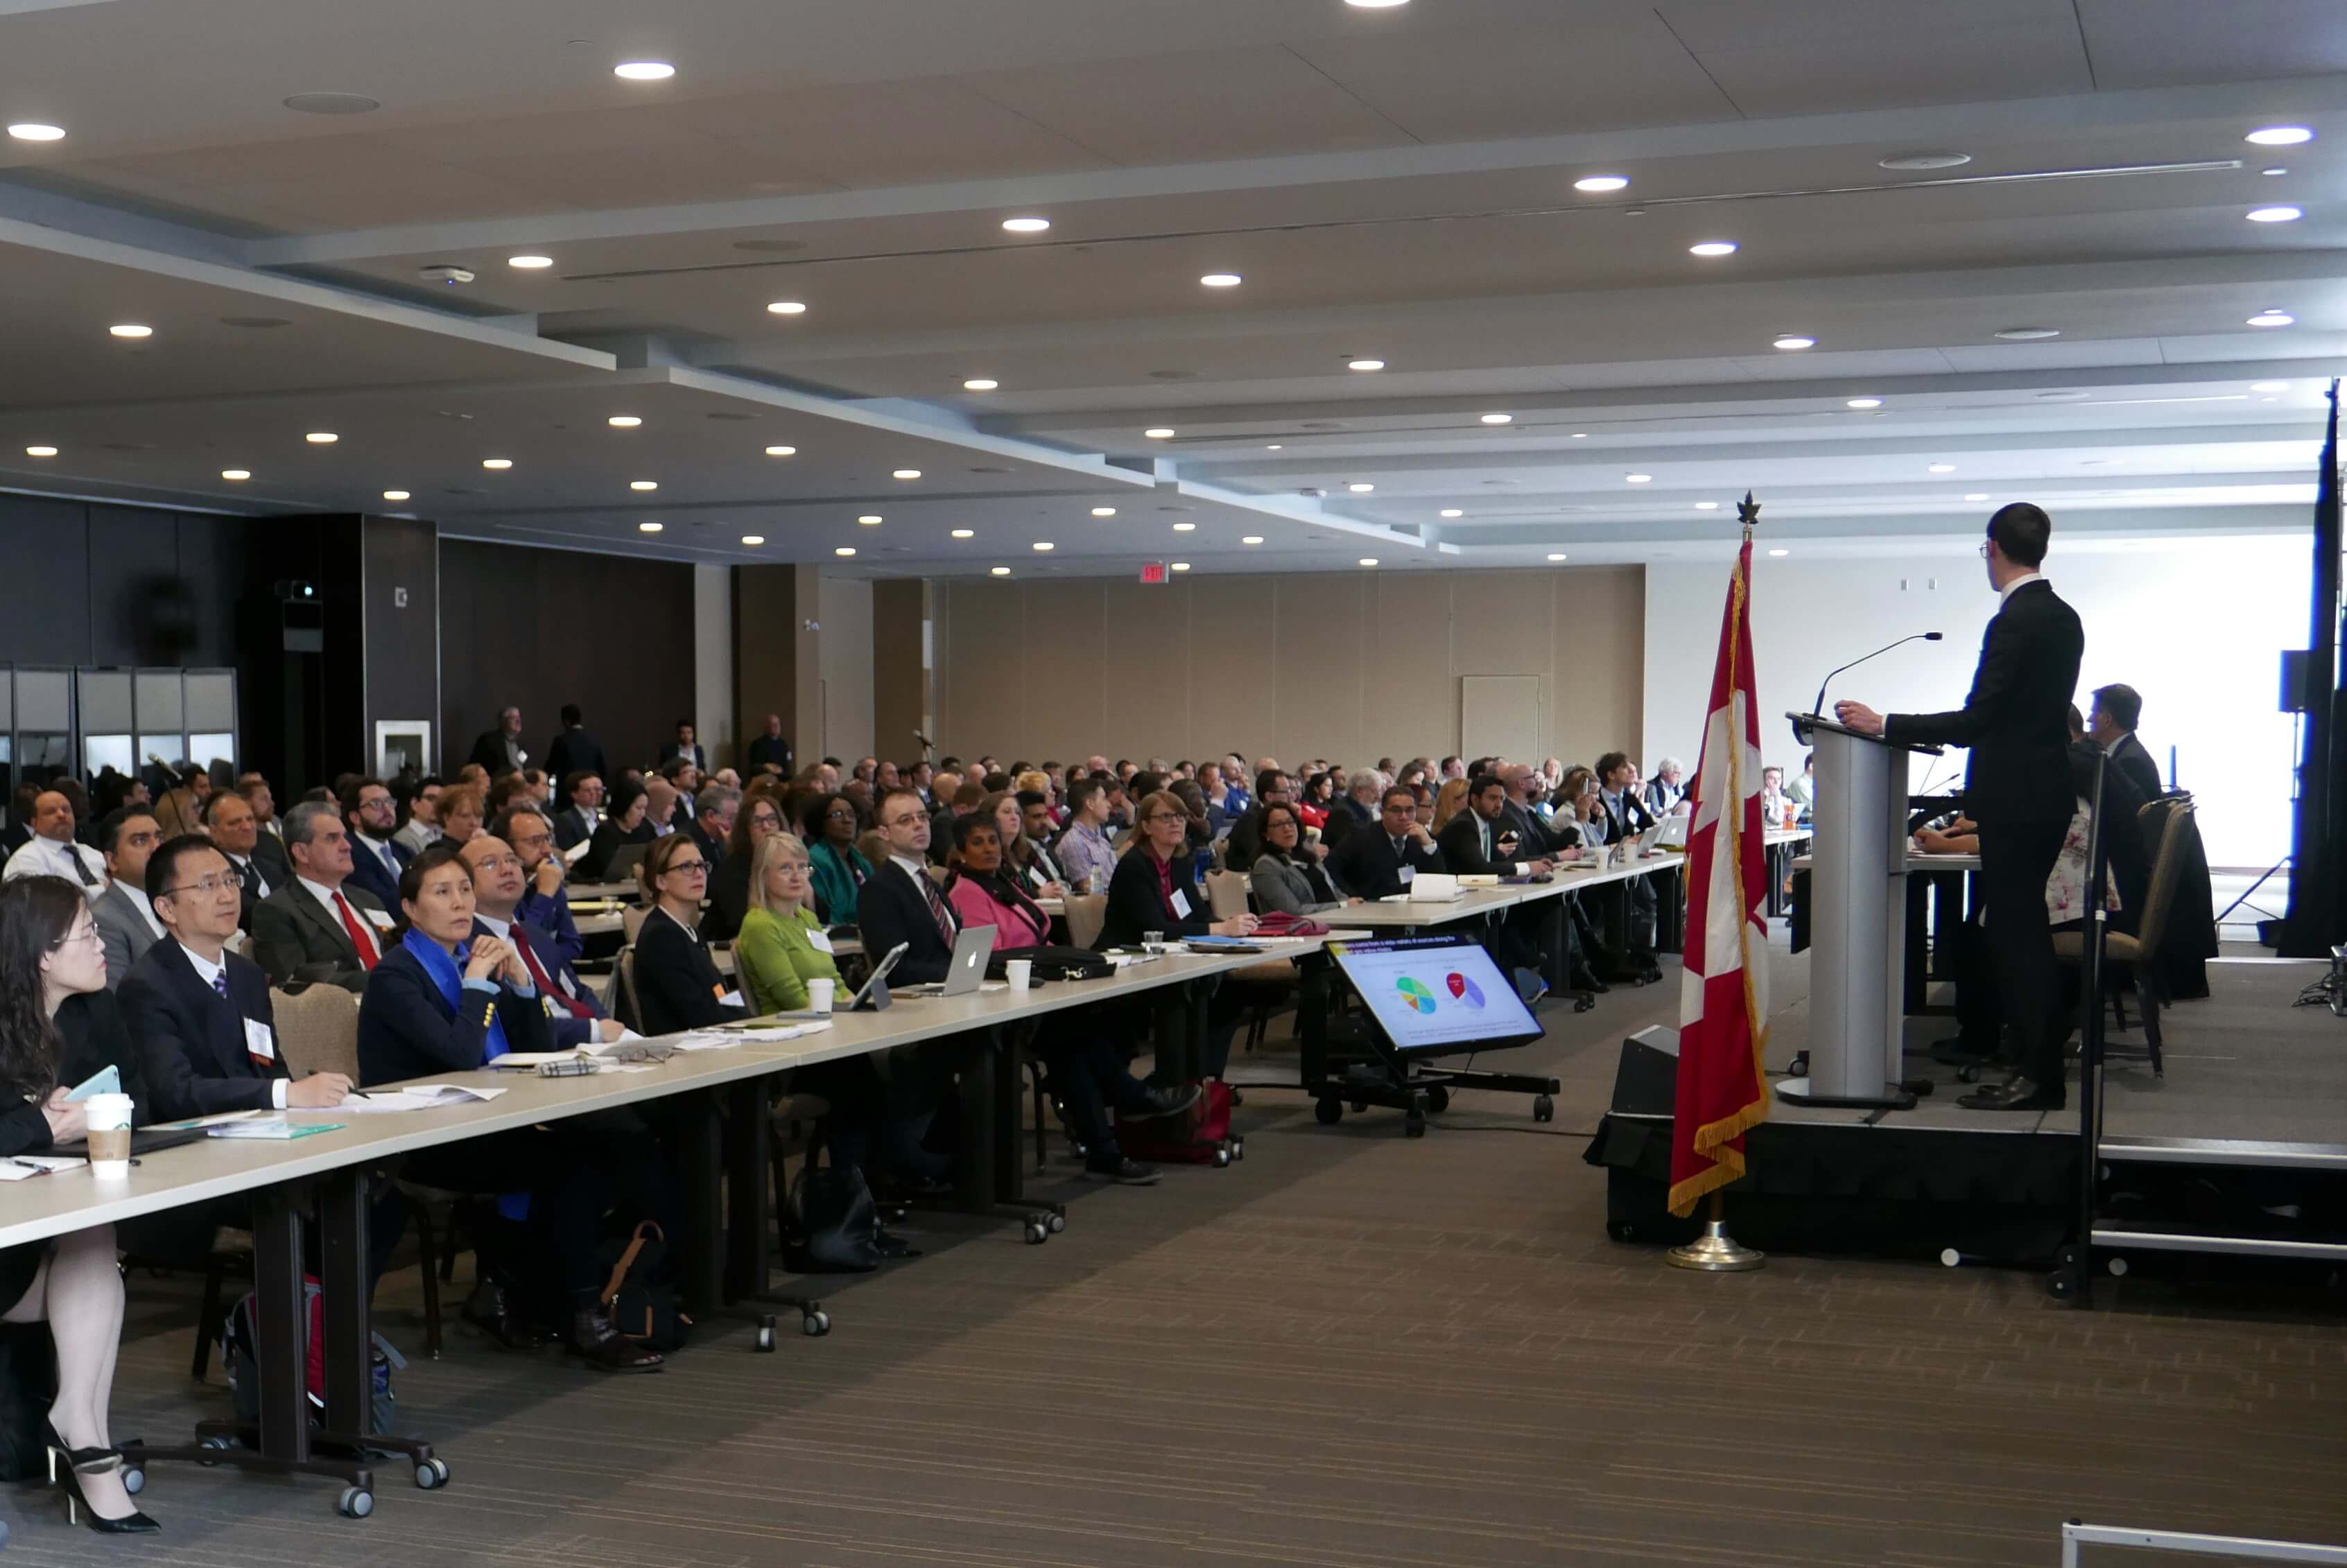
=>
[890,852,928,880]
[175,939,227,990]
[475,910,513,940]
[1998,569,2044,607]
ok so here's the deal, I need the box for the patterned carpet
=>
[10,943,2343,1566]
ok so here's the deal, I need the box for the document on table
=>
[0,1155,87,1181]
[677,1020,835,1049]
[333,1083,512,1113]
[209,1117,345,1140]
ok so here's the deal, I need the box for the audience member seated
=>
[1327,786,1447,899]
[1053,778,1119,895]
[495,805,584,964]
[153,765,211,839]
[711,793,783,941]
[437,783,485,846]
[1436,774,1550,878]
[1249,803,1357,915]
[200,790,270,931]
[1016,790,1069,891]
[1296,772,1335,829]
[1644,756,1689,817]
[250,802,392,993]
[1,783,37,857]
[1098,791,1260,950]
[459,834,623,1049]
[92,809,166,987]
[0,878,157,1533]
[542,704,608,790]
[2088,682,2163,801]
[1588,751,1662,985]
[688,783,738,875]
[239,775,290,887]
[860,788,964,983]
[576,778,652,879]
[392,776,444,861]
[926,781,985,867]
[630,834,747,1036]
[4,790,108,898]
[121,834,352,1119]
[800,792,872,926]
[339,776,406,909]
[357,845,663,1371]
[1318,770,1384,853]
[985,791,1064,900]
[553,770,604,851]
[643,777,682,839]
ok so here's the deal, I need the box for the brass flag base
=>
[1667,1194,1765,1272]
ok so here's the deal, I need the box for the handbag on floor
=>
[596,1222,692,1352]
[1113,1080,1238,1167]
[782,1140,881,1273]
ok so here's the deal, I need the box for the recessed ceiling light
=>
[607,415,641,428]
[951,528,975,539]
[741,535,765,546]
[1346,0,1410,8]
[2247,205,2303,223]
[2264,166,2290,176]
[1439,508,1464,519]
[482,458,512,469]
[1547,552,1570,561]
[1090,507,1117,517]
[1768,548,1789,557]
[765,300,807,315]
[1928,462,1956,473]
[858,514,883,525]
[1846,397,1883,409]
[614,61,675,80]
[1480,413,1513,424]
[1170,561,1191,571]
[1200,272,1242,288]
[1879,152,1971,170]
[764,445,797,457]
[892,468,921,480]
[639,521,663,533]
[2037,390,2093,401]
[1688,241,1738,256]
[962,378,999,391]
[630,480,658,491]
[2246,126,2314,146]
[1993,327,2061,340]
[383,489,410,501]
[989,566,1012,576]
[8,123,66,141]
[25,445,58,457]
[1032,541,1054,551]
[107,323,153,339]
[1772,335,1815,350]
[1573,175,1629,193]
[1571,432,1587,439]
[834,546,856,557]
[508,254,554,269]
[1347,358,1385,372]
[1172,521,1196,532]
[1347,482,1375,493]
[2248,309,2296,327]
[2081,458,2124,467]
[1358,557,1379,567]
[1695,501,1718,511]
[306,431,339,444]
[1001,216,1051,233]
[1625,473,1653,484]
[1265,443,1283,450]
[1964,493,1989,501]
[220,469,251,481]
[1242,535,1264,545]
[1144,428,1176,439]
[2251,380,2292,392]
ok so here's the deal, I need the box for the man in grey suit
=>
[250,801,393,993]
[92,807,167,989]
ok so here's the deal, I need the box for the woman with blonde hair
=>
[733,832,838,1015]
[1430,777,1470,833]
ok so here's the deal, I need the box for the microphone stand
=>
[1794,632,1943,744]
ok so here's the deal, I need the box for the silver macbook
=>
[898,926,994,998]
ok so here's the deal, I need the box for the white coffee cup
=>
[1005,958,1033,992]
[807,978,835,1016]
[84,1091,134,1178]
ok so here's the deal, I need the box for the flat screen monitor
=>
[1328,935,1546,1057]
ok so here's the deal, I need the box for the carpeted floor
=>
[12,941,2344,1565]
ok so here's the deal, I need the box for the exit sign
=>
[1138,561,1168,584]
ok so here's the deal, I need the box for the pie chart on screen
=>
[1446,971,1486,1009]
[1395,975,1439,1015]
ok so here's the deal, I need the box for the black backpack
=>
[782,1141,881,1274]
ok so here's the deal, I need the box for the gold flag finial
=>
[1737,489,1760,542]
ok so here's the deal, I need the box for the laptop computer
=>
[897,926,994,998]
[770,941,909,1017]
[601,842,650,883]
[1654,816,1689,851]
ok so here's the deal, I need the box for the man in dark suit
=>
[460,833,622,1050]
[657,720,707,774]
[119,835,353,1119]
[2088,683,2162,801]
[340,776,406,909]
[858,786,960,984]
[468,706,528,775]
[745,713,791,778]
[553,770,604,851]
[542,704,608,790]
[687,783,736,868]
[496,805,586,964]
[1435,774,1553,878]
[250,801,392,994]
[1589,751,1663,984]
[1839,501,2084,1111]
[202,788,271,932]
[239,775,292,889]
[1328,785,1447,898]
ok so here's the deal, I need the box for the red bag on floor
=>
[1114,1081,1242,1167]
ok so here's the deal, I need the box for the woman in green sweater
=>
[732,833,840,1013]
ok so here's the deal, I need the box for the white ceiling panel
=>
[2076,0,2347,89]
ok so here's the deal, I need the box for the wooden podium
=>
[1776,714,1941,1110]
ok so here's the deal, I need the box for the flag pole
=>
[1668,491,1767,1273]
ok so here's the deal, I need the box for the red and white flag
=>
[1669,534,1771,1217]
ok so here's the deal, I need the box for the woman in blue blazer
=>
[358,844,664,1373]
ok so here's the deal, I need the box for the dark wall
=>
[0,494,249,667]
[440,538,697,778]
[361,518,439,768]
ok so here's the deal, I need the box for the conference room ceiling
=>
[3,0,2344,575]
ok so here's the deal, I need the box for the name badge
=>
[1169,889,1192,919]
[1398,865,1415,886]
[363,909,396,930]
[242,1017,277,1063]
[808,930,835,955]
[554,965,578,999]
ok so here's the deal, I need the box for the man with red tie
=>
[250,801,397,994]
[459,833,625,1049]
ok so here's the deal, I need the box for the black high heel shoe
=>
[44,1424,160,1534]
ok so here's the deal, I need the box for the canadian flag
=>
[1668,534,1772,1217]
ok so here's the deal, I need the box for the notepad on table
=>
[0,1155,87,1181]
[207,1118,345,1140]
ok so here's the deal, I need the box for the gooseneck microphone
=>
[1798,632,1943,742]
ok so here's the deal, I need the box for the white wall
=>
[1644,533,2310,869]
[817,573,874,765]
[691,563,734,771]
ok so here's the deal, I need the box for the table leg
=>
[722,1077,772,1302]
[249,1184,309,1465]
[674,1089,725,1318]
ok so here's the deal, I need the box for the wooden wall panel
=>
[1019,578,1108,763]
[1185,576,1274,764]
[939,581,1025,759]
[1097,579,1190,764]
[1273,572,1365,769]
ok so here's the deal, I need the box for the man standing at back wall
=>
[1837,502,2084,1113]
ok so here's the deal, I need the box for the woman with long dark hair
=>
[0,877,159,1532]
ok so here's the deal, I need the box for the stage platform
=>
[1586,955,2347,1262]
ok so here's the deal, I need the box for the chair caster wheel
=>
[1024,1222,1048,1245]
[1424,1086,1450,1113]
[338,1486,374,1519]
[803,1310,831,1336]
[1046,1212,1066,1232]
[1315,1096,1342,1126]
[1532,1094,1554,1123]
[1789,1051,1810,1079]
[2056,1244,2085,1270]
[1229,1136,1245,1160]
[1212,1144,1231,1167]
[756,1314,779,1352]
[413,1457,449,1489]
[1955,1063,1982,1084]
[1349,1100,1369,1114]
[2047,1269,2079,1301]
[1404,1112,1426,1138]
[2107,1256,2129,1278]
[1574,995,1596,1013]
[1606,1221,1634,1242]
[198,1434,233,1464]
